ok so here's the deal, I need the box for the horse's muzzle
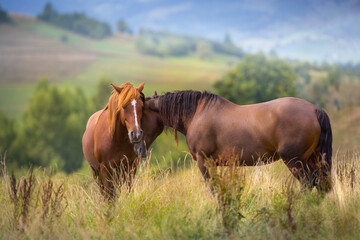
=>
[133,141,147,158]
[129,130,143,143]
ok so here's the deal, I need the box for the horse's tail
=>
[316,108,332,168]
[316,108,333,191]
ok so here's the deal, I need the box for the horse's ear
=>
[111,83,123,93]
[145,98,159,112]
[152,91,158,98]
[137,82,145,92]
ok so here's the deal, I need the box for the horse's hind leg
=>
[280,148,317,191]
[196,154,212,182]
[279,140,320,191]
[306,152,332,192]
[282,154,327,191]
[196,153,219,196]
[283,158,315,190]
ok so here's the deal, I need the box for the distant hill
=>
[37,2,112,39]
[0,14,99,84]
[136,29,244,58]
[0,14,232,116]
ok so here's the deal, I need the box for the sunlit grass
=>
[1,152,359,239]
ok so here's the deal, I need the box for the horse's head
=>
[110,82,145,143]
[137,92,164,152]
[145,91,160,112]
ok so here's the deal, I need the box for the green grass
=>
[1,154,359,239]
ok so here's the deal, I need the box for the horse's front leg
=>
[196,153,217,195]
[196,153,211,181]
[100,164,115,200]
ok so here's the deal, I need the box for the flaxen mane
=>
[99,82,144,137]
[158,90,220,142]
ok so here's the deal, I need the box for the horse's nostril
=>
[130,131,135,139]
[136,130,143,138]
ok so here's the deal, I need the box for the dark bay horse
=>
[82,82,145,198]
[143,91,333,192]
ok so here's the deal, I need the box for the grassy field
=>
[0,14,230,117]
[1,152,359,240]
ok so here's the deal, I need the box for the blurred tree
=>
[0,4,11,23]
[136,29,243,58]
[196,40,212,59]
[214,54,297,104]
[328,66,341,91]
[0,109,16,155]
[136,29,194,57]
[309,80,328,108]
[92,76,112,111]
[117,20,132,34]
[293,63,311,84]
[37,2,57,21]
[211,40,244,58]
[11,79,88,172]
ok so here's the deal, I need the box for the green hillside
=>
[0,14,232,117]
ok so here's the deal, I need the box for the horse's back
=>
[241,98,320,157]
[188,97,321,164]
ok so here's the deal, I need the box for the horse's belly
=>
[214,134,278,166]
[235,147,277,166]
[238,149,279,166]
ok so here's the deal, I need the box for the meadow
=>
[1,14,360,240]
[0,152,359,240]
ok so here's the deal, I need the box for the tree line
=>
[214,53,344,109]
[0,4,11,23]
[37,3,112,39]
[136,29,244,58]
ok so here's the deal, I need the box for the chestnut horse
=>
[143,91,333,192]
[82,82,145,198]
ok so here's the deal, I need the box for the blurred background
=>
[0,0,359,174]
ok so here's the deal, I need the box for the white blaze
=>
[131,99,139,132]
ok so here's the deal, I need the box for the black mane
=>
[158,90,220,134]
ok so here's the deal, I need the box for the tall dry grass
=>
[0,152,359,239]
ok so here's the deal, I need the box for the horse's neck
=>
[164,110,191,136]
[114,120,128,140]
[105,109,127,141]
